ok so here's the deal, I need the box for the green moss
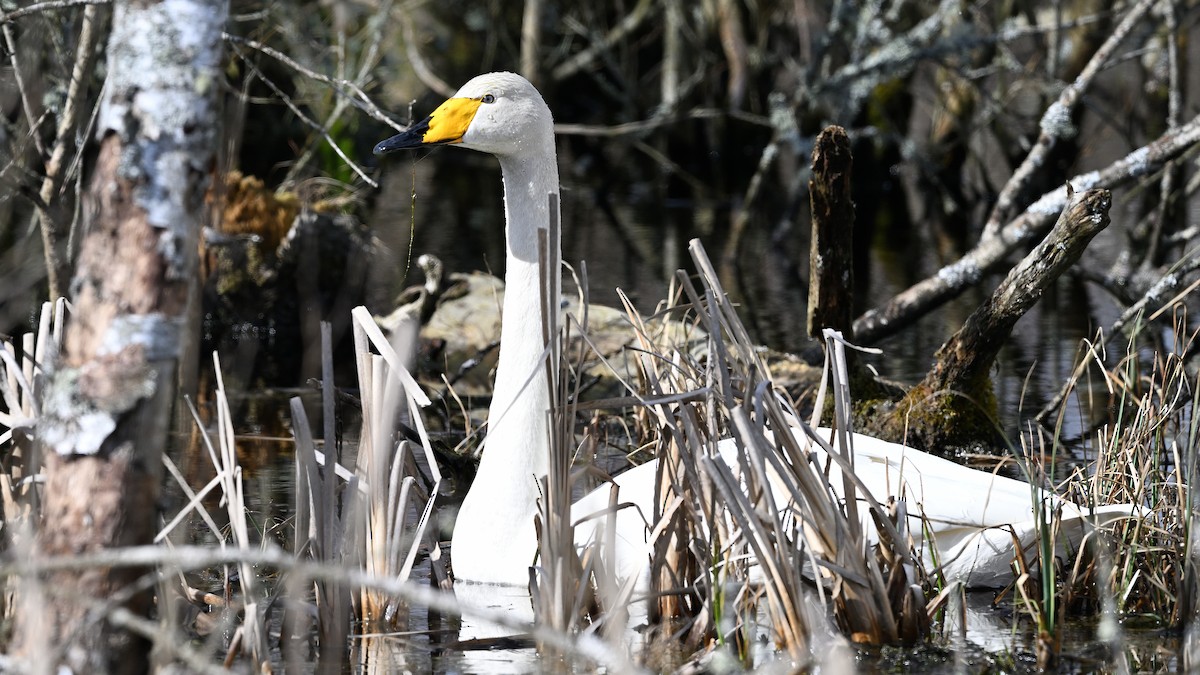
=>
[867,377,1002,455]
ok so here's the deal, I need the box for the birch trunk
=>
[18,0,227,671]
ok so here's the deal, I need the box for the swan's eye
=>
[481,94,496,104]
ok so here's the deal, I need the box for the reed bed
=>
[0,299,67,635]
[1002,310,1197,668]
[282,309,449,667]
[2,249,1197,672]
[532,239,936,671]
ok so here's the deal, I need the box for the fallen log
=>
[867,186,1113,452]
[853,115,1200,345]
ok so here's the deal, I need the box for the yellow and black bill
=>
[373,96,485,155]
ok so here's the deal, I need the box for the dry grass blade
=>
[205,352,270,666]
[349,308,444,623]
[532,196,598,657]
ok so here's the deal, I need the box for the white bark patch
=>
[1039,101,1077,139]
[99,0,226,277]
[40,361,158,457]
[936,258,981,286]
[99,314,184,361]
[39,369,117,457]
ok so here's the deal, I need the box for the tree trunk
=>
[18,0,227,672]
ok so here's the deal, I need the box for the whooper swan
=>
[374,72,1137,589]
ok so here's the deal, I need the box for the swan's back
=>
[571,427,1136,588]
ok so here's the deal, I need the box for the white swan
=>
[374,72,1136,589]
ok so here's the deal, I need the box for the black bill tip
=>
[373,117,432,156]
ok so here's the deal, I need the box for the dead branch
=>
[875,187,1112,450]
[554,107,770,137]
[2,26,47,160]
[398,11,455,98]
[715,0,748,108]
[723,96,795,272]
[936,187,1111,389]
[223,32,402,131]
[0,0,107,24]
[550,0,657,82]
[521,0,544,87]
[35,3,105,302]
[280,0,394,188]
[979,0,1157,240]
[229,42,378,189]
[854,112,1200,345]
[1036,252,1200,425]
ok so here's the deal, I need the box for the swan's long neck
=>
[451,135,561,584]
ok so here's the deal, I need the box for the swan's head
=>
[373,72,553,159]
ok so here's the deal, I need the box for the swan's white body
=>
[376,72,1134,590]
[572,428,1134,589]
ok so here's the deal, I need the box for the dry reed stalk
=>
[532,199,607,661]
[614,240,930,664]
[346,309,444,623]
[0,299,67,635]
[282,314,444,662]
[609,282,723,654]
[288,366,351,666]
[207,353,270,666]
[699,239,927,648]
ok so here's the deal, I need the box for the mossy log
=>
[867,187,1112,452]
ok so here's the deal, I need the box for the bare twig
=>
[715,0,748,108]
[1141,0,1183,273]
[980,0,1159,240]
[554,107,769,137]
[550,0,657,82]
[223,32,403,131]
[229,42,379,188]
[34,3,104,302]
[281,0,394,187]
[0,0,106,24]
[2,25,47,160]
[1036,250,1200,425]
[397,11,454,98]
